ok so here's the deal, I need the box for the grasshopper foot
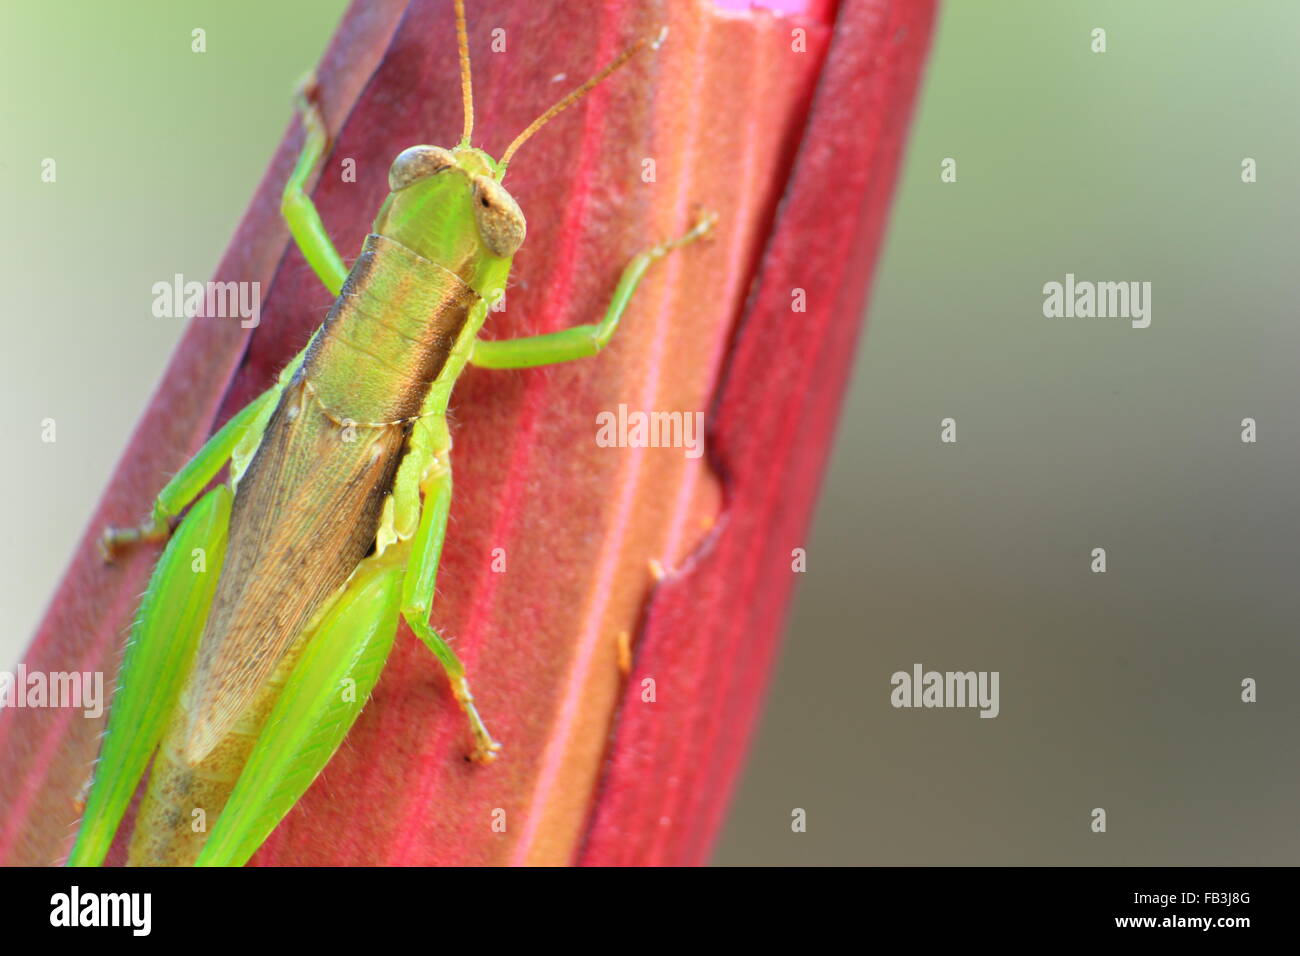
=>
[293,72,326,138]
[99,517,170,563]
[468,739,503,765]
[452,680,502,765]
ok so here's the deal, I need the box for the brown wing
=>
[179,377,407,764]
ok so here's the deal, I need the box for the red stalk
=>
[0,0,935,866]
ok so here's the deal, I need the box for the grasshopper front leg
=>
[280,77,348,297]
[468,210,716,369]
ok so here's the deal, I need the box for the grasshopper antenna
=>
[498,26,668,173]
[456,0,474,146]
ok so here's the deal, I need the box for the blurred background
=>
[4,0,1298,865]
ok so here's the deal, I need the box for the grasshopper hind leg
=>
[194,555,406,866]
[68,486,233,866]
[194,462,500,866]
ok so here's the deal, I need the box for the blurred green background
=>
[4,1,1298,865]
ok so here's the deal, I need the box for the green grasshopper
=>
[68,0,713,867]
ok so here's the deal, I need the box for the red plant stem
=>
[0,0,936,867]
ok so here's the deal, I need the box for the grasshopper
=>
[68,0,713,867]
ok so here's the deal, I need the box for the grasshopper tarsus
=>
[292,72,328,147]
[293,72,321,112]
[467,743,502,765]
[96,531,114,564]
[98,518,170,564]
[97,526,128,564]
[684,207,719,244]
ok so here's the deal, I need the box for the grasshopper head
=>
[374,145,525,290]
[371,0,663,295]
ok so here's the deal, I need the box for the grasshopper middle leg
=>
[100,388,278,560]
[401,461,501,763]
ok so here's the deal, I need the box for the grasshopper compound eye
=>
[471,175,526,257]
[388,145,456,191]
